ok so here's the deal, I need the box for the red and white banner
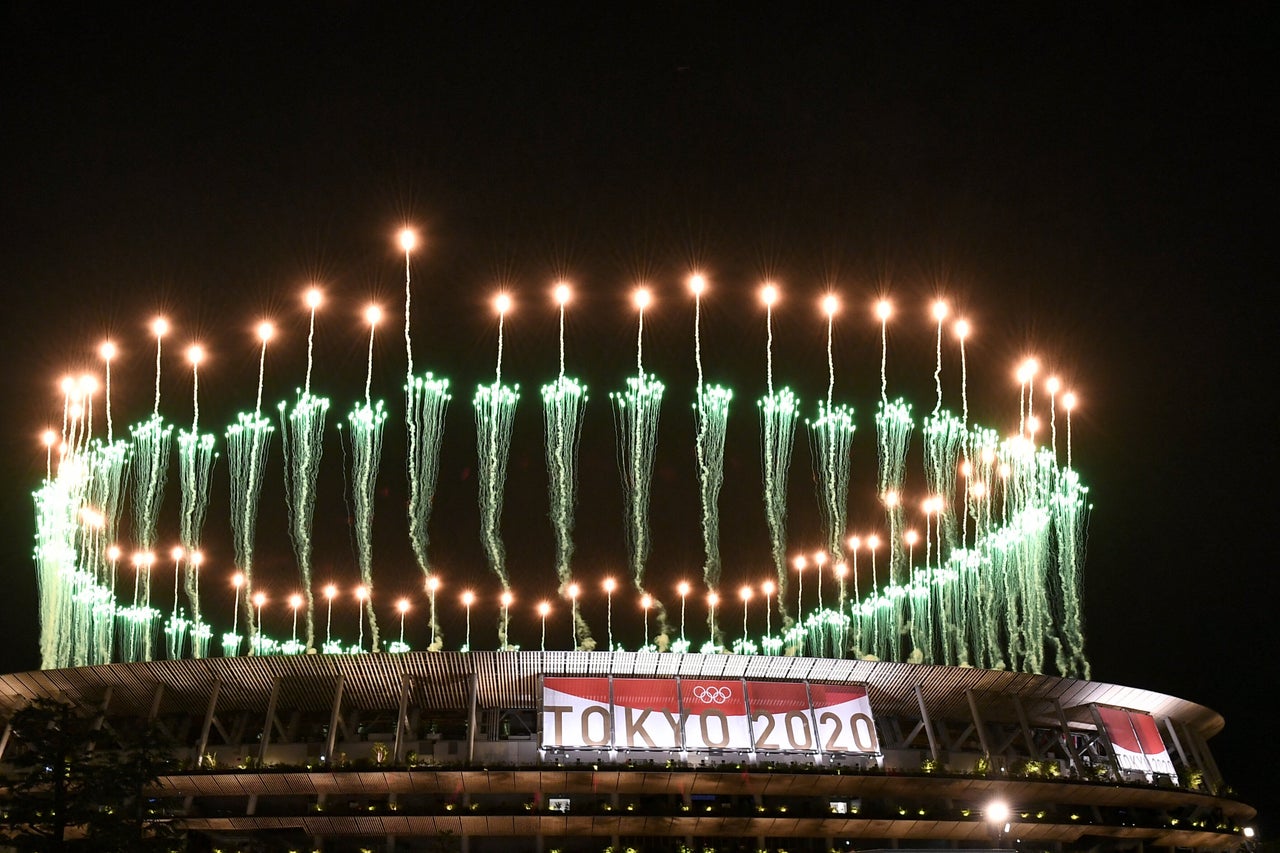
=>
[1096,705,1178,780]
[611,678,681,749]
[808,683,879,754]
[680,679,751,750]
[1130,710,1178,779]
[542,677,879,755]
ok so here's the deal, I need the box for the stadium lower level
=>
[0,653,1257,852]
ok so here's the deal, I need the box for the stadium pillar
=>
[1012,695,1041,758]
[393,672,412,763]
[913,684,940,764]
[965,689,993,758]
[467,672,479,765]
[326,675,346,763]
[1052,699,1083,777]
[0,722,11,762]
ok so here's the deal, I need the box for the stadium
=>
[1,249,1261,850]
[0,650,1256,852]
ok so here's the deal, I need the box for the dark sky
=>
[2,3,1274,833]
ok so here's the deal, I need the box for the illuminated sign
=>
[541,677,878,756]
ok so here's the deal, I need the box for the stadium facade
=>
[0,651,1257,852]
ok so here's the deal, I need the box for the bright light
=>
[960,460,973,478]
[537,601,551,617]
[1027,415,1041,435]
[365,305,382,326]
[677,581,690,596]
[170,546,184,561]
[100,341,117,361]
[1062,391,1078,411]
[289,594,302,610]
[305,288,323,310]
[151,317,169,338]
[603,577,617,593]
[813,551,827,568]
[739,585,753,602]
[954,319,970,340]
[461,590,475,606]
[106,545,121,561]
[78,374,98,395]
[567,582,580,599]
[905,530,919,546]
[324,584,337,600]
[41,429,56,448]
[932,300,948,322]
[822,293,839,317]
[1046,376,1061,395]
[232,572,244,589]
[187,344,204,365]
[793,555,807,571]
[834,562,848,579]
[396,598,410,614]
[554,282,571,306]
[986,800,1011,825]
[252,592,266,607]
[500,591,514,607]
[398,228,417,252]
[426,576,440,592]
[494,293,512,315]
[847,535,862,551]
[707,592,719,607]
[875,299,892,321]
[257,321,275,343]
[641,594,652,610]
[761,283,779,306]
[884,490,900,508]
[761,580,775,596]
[633,288,651,310]
[866,535,881,550]
[355,585,369,602]
[688,273,706,295]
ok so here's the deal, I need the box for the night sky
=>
[2,4,1273,834]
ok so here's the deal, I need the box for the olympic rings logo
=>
[691,685,732,705]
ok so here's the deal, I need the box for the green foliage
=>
[1,697,101,850]
[0,697,183,852]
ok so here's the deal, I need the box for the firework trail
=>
[400,230,453,596]
[178,346,216,641]
[541,286,591,645]
[609,289,667,638]
[278,291,330,649]
[130,319,174,554]
[808,403,855,557]
[689,276,732,594]
[406,373,451,575]
[346,305,388,651]
[279,389,328,649]
[922,412,964,553]
[347,401,387,650]
[100,341,117,444]
[473,294,520,642]
[226,411,272,644]
[695,385,732,584]
[758,285,800,624]
[130,416,172,554]
[1052,464,1091,678]
[807,295,855,557]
